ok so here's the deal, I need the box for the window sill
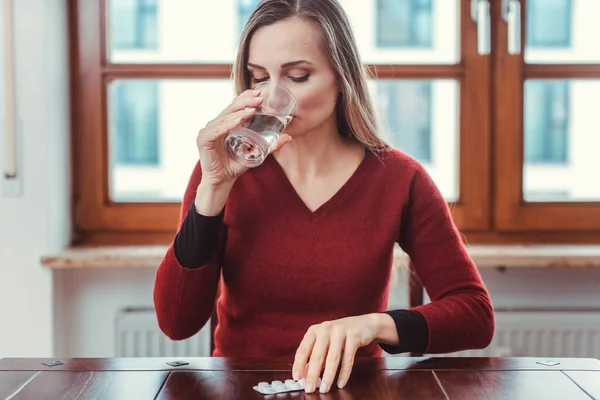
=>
[41,245,600,270]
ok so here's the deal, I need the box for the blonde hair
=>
[233,0,389,151]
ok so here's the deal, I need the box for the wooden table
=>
[1,357,599,399]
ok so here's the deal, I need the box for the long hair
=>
[233,0,388,151]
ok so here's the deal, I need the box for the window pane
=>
[108,0,459,64]
[108,79,235,202]
[370,79,459,201]
[341,0,459,64]
[110,0,158,51]
[238,0,259,35]
[525,0,600,63]
[376,0,432,48]
[111,80,160,166]
[523,80,600,201]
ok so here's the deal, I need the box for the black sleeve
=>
[378,310,429,354]
[173,202,224,269]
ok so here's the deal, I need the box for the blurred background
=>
[1,0,599,360]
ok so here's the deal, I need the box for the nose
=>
[262,83,295,115]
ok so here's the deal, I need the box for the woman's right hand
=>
[194,89,292,216]
[196,89,291,188]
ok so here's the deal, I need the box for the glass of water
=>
[225,81,296,167]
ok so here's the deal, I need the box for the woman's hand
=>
[292,313,399,394]
[196,89,292,188]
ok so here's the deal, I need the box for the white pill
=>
[285,379,295,386]
[289,382,301,390]
[258,382,270,388]
[271,380,283,386]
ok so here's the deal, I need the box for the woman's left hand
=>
[292,313,398,394]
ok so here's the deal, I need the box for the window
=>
[377,81,432,163]
[526,0,571,48]
[111,0,158,50]
[524,81,569,164]
[110,80,160,166]
[71,0,600,244]
[376,0,433,48]
[238,0,259,34]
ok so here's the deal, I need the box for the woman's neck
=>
[273,121,363,181]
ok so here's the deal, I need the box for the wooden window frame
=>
[493,0,600,235]
[70,0,600,245]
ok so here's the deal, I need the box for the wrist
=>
[194,180,234,216]
[370,313,399,346]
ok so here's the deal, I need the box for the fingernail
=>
[338,380,345,389]
[305,383,314,393]
[255,96,263,101]
[292,370,299,380]
[234,118,241,124]
[244,107,255,112]
[319,382,329,393]
[252,90,260,95]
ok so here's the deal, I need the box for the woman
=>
[154,0,494,394]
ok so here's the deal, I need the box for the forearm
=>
[154,245,221,340]
[174,180,232,269]
[194,180,234,216]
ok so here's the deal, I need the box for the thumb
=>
[269,134,293,154]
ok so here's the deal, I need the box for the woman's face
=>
[247,17,339,137]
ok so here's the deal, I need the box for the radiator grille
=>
[115,308,600,358]
[115,307,211,357]
[442,311,600,358]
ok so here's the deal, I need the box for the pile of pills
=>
[253,377,322,394]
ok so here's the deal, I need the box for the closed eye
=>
[252,74,310,84]
[290,74,310,83]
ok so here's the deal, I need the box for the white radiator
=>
[440,311,600,358]
[114,307,212,357]
[115,308,600,358]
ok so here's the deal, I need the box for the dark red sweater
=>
[153,148,494,357]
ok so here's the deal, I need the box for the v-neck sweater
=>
[153,148,495,357]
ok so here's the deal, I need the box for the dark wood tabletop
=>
[1,357,599,399]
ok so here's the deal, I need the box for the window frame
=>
[493,0,600,233]
[70,0,494,245]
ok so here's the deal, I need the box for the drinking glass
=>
[225,81,296,167]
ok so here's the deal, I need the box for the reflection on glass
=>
[238,0,259,34]
[525,0,600,63]
[110,0,158,51]
[108,80,235,202]
[376,0,433,48]
[111,80,159,166]
[524,80,600,201]
[370,80,459,201]
[526,0,571,48]
[108,0,459,64]
[524,81,569,164]
[341,0,459,64]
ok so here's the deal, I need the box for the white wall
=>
[0,0,70,357]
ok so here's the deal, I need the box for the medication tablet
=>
[253,377,322,395]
